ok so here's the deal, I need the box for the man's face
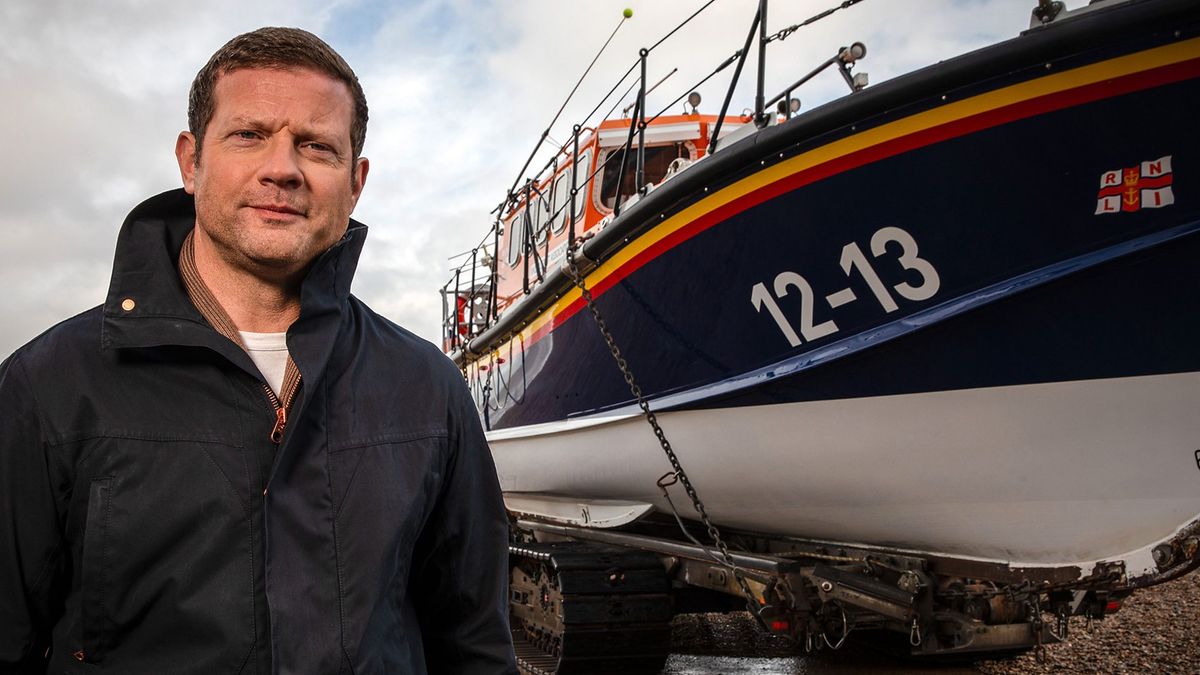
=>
[176,67,369,280]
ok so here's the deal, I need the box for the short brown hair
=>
[188,27,368,162]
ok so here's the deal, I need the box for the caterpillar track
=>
[509,542,674,674]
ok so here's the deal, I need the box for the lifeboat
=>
[441,0,1200,662]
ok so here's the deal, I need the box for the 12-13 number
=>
[752,226,940,347]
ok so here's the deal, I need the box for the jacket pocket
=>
[80,476,113,663]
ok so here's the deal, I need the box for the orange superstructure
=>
[479,113,745,344]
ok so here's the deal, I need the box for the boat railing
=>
[441,0,873,361]
[440,245,493,352]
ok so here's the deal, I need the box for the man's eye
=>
[235,131,259,140]
[304,142,333,153]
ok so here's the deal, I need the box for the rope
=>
[648,0,722,53]
[579,59,640,131]
[767,0,869,44]
[648,48,742,123]
[548,15,627,133]
[502,13,631,213]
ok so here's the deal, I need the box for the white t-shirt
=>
[239,331,289,397]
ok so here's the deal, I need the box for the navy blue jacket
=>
[0,189,516,674]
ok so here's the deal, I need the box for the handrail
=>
[613,97,640,218]
[569,124,581,247]
[648,52,741,125]
[755,0,769,127]
[764,45,864,114]
[709,7,760,154]
[489,219,500,321]
[636,49,648,196]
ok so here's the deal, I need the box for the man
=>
[0,28,516,674]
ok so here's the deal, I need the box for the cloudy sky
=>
[0,0,1047,358]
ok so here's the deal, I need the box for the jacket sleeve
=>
[410,381,517,675]
[0,353,65,674]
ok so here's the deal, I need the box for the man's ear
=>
[350,156,370,211]
[175,132,198,194]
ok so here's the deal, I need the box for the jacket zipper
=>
[264,382,298,444]
[262,383,297,496]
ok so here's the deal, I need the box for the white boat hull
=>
[490,372,1200,576]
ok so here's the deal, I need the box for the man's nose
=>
[258,136,303,189]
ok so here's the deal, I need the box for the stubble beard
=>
[197,199,320,284]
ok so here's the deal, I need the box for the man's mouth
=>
[249,204,305,217]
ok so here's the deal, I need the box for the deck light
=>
[776,97,801,115]
[841,42,867,64]
[687,91,702,114]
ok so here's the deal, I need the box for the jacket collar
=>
[178,230,303,413]
[100,188,368,382]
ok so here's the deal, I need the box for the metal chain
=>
[563,241,769,626]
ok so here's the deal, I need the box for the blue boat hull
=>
[476,41,1200,430]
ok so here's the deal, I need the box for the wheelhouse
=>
[443,113,747,352]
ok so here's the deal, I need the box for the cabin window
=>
[548,149,593,233]
[530,193,544,239]
[506,207,526,266]
[597,143,689,211]
[549,173,568,233]
[574,150,592,221]
[534,189,550,245]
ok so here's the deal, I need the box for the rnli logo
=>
[1095,155,1174,214]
